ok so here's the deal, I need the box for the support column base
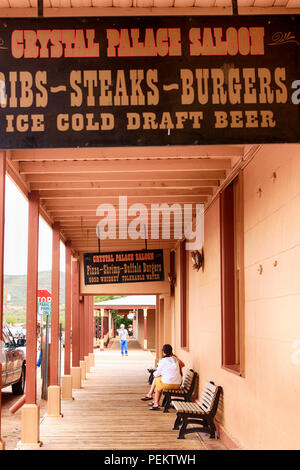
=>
[0,439,6,450]
[18,404,42,448]
[71,366,82,389]
[88,352,95,367]
[84,356,90,373]
[80,360,86,380]
[61,375,74,401]
[16,441,43,450]
[47,386,63,418]
[100,339,104,351]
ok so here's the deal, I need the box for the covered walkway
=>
[32,341,207,451]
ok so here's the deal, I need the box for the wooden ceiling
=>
[3,3,297,253]
[7,145,245,253]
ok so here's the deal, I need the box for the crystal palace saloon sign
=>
[0,15,300,148]
[83,250,164,285]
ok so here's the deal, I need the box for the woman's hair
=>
[162,344,173,357]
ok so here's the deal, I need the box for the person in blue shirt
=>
[118,324,128,356]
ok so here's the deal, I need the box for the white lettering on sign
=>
[291,80,300,104]
[38,296,51,303]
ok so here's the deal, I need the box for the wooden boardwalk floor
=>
[34,340,207,451]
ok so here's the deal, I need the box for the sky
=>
[4,175,65,276]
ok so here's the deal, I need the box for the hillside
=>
[4,271,65,308]
[4,271,124,325]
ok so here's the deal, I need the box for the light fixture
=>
[191,249,204,271]
[168,272,177,287]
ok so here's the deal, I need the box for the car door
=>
[2,330,15,386]
[1,336,7,388]
[4,326,21,383]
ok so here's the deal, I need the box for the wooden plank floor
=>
[34,340,207,450]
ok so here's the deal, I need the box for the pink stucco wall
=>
[173,144,300,449]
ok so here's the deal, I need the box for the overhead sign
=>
[0,15,300,148]
[83,250,164,285]
[37,289,52,316]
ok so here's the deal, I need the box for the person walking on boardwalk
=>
[119,323,128,356]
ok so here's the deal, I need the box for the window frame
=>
[220,172,245,377]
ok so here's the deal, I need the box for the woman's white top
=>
[118,329,128,341]
[153,356,182,385]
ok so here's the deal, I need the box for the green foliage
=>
[5,310,26,325]
[114,314,132,330]
[93,295,124,303]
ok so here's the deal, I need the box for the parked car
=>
[1,325,26,395]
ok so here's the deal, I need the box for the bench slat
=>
[204,381,217,393]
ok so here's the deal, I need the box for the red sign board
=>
[37,289,52,303]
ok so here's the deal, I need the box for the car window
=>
[5,326,15,342]
[3,331,10,346]
[3,328,14,347]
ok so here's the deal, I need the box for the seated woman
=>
[141,344,185,410]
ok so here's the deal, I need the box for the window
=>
[220,174,244,375]
[180,240,188,349]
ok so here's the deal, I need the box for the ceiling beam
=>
[70,241,176,250]
[44,196,207,210]
[2,7,300,19]
[25,170,226,183]
[39,188,213,199]
[12,146,243,161]
[30,179,220,190]
[20,159,232,175]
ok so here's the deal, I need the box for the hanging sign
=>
[0,15,300,148]
[83,250,164,285]
[37,289,52,316]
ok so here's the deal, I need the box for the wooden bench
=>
[162,369,198,413]
[172,381,222,439]
[147,368,156,384]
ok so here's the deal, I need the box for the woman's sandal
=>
[149,405,160,410]
[140,396,153,401]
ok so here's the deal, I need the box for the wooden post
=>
[163,295,172,346]
[49,222,60,386]
[18,190,43,447]
[0,152,5,450]
[83,296,90,372]
[79,298,86,379]
[94,311,97,347]
[100,309,104,350]
[25,191,39,405]
[47,222,62,417]
[61,241,73,401]
[84,296,89,358]
[88,296,95,368]
[180,240,187,348]
[71,258,81,389]
[88,296,94,354]
[79,298,85,362]
[143,308,148,350]
[72,258,80,367]
[64,241,71,376]
[155,296,160,365]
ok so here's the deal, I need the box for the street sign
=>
[37,289,52,316]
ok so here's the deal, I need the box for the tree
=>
[114,312,132,330]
